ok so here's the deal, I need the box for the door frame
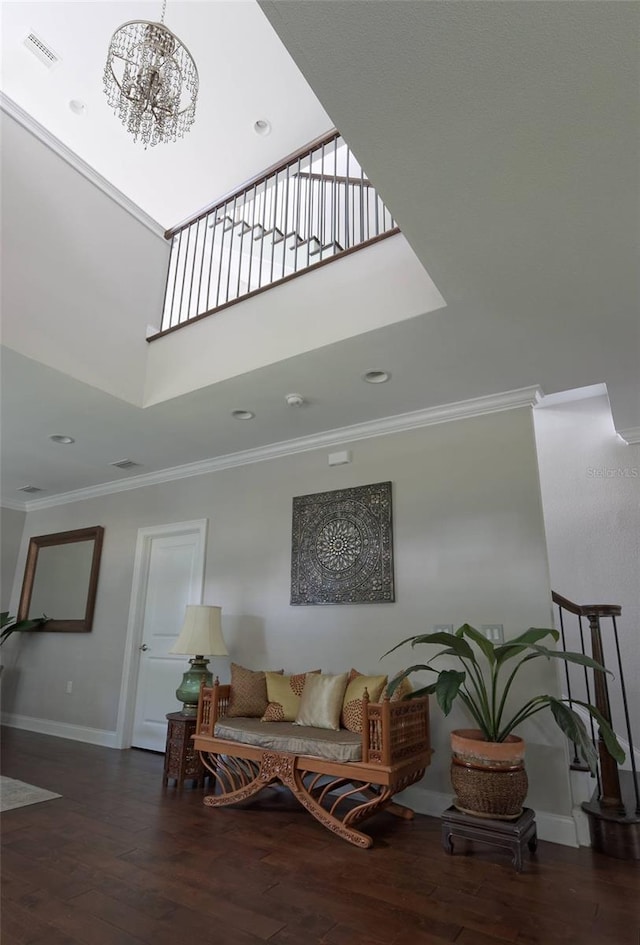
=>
[115,519,208,749]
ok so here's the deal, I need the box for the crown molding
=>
[0,499,28,512]
[618,427,640,446]
[0,92,165,241]
[6,386,542,512]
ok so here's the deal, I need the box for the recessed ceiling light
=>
[49,434,75,444]
[69,99,86,116]
[232,409,255,420]
[362,370,390,384]
[253,119,271,137]
[285,393,305,407]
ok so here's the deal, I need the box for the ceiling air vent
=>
[18,485,44,494]
[110,459,141,470]
[23,32,61,69]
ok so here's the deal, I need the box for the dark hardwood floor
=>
[1,727,638,945]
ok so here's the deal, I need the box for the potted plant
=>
[384,624,625,819]
[1,612,49,649]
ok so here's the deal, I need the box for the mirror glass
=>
[18,526,104,632]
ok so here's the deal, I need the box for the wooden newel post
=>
[588,613,623,808]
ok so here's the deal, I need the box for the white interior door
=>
[130,521,207,750]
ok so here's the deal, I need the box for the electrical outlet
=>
[433,624,453,634]
[65,680,73,694]
[481,625,504,643]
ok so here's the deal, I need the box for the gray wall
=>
[1,506,25,612]
[2,407,572,814]
[535,393,640,740]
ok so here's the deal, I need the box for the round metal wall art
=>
[290,482,395,604]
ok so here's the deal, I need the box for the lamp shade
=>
[169,605,227,657]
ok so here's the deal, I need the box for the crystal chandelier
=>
[103,0,198,147]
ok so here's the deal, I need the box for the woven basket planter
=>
[450,729,527,820]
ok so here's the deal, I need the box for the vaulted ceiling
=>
[1,1,638,508]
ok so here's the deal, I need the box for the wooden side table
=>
[162,711,207,789]
[441,805,537,872]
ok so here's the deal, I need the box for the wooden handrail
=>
[551,590,621,618]
[165,128,340,239]
[553,589,640,853]
[148,228,400,342]
[157,128,398,336]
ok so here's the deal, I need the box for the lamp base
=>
[175,656,212,716]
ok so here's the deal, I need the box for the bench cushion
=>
[214,717,363,763]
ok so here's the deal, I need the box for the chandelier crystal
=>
[103,1,198,147]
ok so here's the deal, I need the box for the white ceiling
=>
[260,0,640,435]
[1,0,639,508]
[0,0,333,227]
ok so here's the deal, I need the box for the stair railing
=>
[552,590,639,814]
[153,130,399,338]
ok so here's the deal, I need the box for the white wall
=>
[144,233,444,406]
[0,113,168,407]
[2,407,572,818]
[534,393,640,738]
[1,506,25,611]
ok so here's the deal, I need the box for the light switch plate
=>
[433,624,453,634]
[481,624,504,643]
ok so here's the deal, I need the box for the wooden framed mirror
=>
[17,526,105,632]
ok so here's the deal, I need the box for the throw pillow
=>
[226,663,283,718]
[295,673,349,731]
[341,670,388,732]
[261,670,321,722]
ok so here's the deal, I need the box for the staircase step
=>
[296,237,322,255]
[254,227,284,243]
[208,214,233,229]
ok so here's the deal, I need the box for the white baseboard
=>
[398,784,580,848]
[1,713,120,749]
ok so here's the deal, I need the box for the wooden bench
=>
[193,680,432,848]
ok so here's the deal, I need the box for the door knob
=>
[139,643,149,651]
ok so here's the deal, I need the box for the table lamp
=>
[169,605,228,715]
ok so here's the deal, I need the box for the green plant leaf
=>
[407,683,438,699]
[528,644,612,675]
[510,627,559,646]
[381,635,424,659]
[568,699,626,765]
[457,623,496,664]
[493,643,529,665]
[409,632,476,660]
[0,614,50,646]
[494,629,558,666]
[435,670,466,715]
[384,665,435,698]
[547,697,599,774]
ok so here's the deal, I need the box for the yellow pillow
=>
[262,670,320,722]
[296,673,349,730]
[341,670,388,732]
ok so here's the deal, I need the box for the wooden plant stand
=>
[441,805,537,872]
